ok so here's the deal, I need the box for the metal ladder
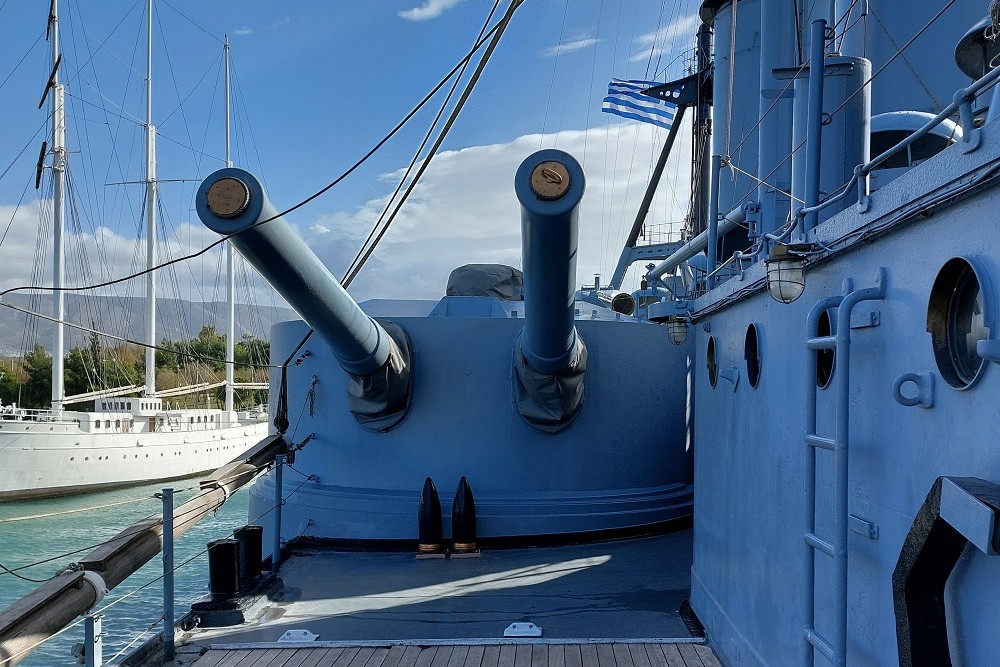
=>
[802,270,885,667]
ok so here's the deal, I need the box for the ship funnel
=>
[512,150,587,433]
[196,168,411,431]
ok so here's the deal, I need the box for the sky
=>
[0,0,702,341]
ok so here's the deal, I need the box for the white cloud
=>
[542,37,600,58]
[399,0,465,21]
[233,26,253,36]
[629,14,700,65]
[302,122,692,303]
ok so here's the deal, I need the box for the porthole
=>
[928,257,993,389]
[816,310,835,389]
[745,323,761,389]
[707,336,718,388]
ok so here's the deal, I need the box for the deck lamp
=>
[765,244,811,304]
[666,316,689,345]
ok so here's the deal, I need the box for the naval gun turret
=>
[195,150,692,544]
[196,168,412,431]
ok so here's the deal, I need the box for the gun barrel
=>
[196,168,390,377]
[514,150,586,373]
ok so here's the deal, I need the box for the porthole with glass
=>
[707,336,718,388]
[745,323,761,389]
[928,257,993,389]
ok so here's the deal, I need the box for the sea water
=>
[0,482,255,666]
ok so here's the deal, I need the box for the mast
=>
[143,0,157,396]
[48,0,66,414]
[224,35,236,414]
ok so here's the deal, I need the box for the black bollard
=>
[418,477,444,555]
[452,476,478,554]
[207,538,239,598]
[234,525,264,594]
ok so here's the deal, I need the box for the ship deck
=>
[172,530,720,666]
[189,641,721,667]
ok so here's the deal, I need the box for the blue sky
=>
[0,0,700,313]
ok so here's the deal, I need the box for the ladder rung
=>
[805,626,835,662]
[806,335,836,350]
[805,434,835,450]
[805,532,835,557]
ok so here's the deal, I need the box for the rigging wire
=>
[0,28,46,93]
[0,16,510,304]
[342,0,526,289]
[342,0,503,285]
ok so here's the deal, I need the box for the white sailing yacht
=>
[0,0,270,500]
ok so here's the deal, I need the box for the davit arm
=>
[196,168,411,431]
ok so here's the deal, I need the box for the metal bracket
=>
[850,309,880,329]
[849,514,879,540]
[504,622,543,637]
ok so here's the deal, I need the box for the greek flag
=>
[602,79,676,130]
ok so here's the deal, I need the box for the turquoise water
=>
[0,482,253,666]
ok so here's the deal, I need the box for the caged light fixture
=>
[765,243,813,304]
[666,315,689,345]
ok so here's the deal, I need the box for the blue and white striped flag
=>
[601,79,677,130]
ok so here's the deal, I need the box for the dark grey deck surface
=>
[190,641,722,667]
[180,531,694,648]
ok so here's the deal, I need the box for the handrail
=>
[796,63,1000,225]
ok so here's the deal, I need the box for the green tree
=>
[0,364,19,406]
[21,344,52,408]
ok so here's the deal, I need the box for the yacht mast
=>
[224,35,236,414]
[49,0,66,414]
[144,0,158,396]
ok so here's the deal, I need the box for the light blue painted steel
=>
[272,455,284,572]
[195,168,390,377]
[802,272,885,667]
[161,487,174,662]
[251,306,692,541]
[707,155,722,288]
[514,149,585,373]
[939,478,1000,555]
[756,0,795,243]
[803,19,827,232]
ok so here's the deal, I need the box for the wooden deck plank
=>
[653,645,686,667]
[326,647,362,667]
[464,645,486,667]
[563,644,582,667]
[396,646,424,667]
[595,644,617,667]
[626,644,652,667]
[547,644,565,667]
[497,644,516,667]
[447,645,471,667]
[413,647,439,667]
[192,649,231,667]
[530,644,548,667]
[284,648,326,667]
[612,643,635,667]
[430,646,455,667]
[214,649,254,667]
[380,644,409,667]
[579,644,599,667]
[247,647,290,667]
[366,647,392,667]
[692,646,721,667]
[348,648,378,667]
[514,644,532,667]
[481,644,502,667]
[675,645,704,667]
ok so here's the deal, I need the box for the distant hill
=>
[0,293,296,357]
